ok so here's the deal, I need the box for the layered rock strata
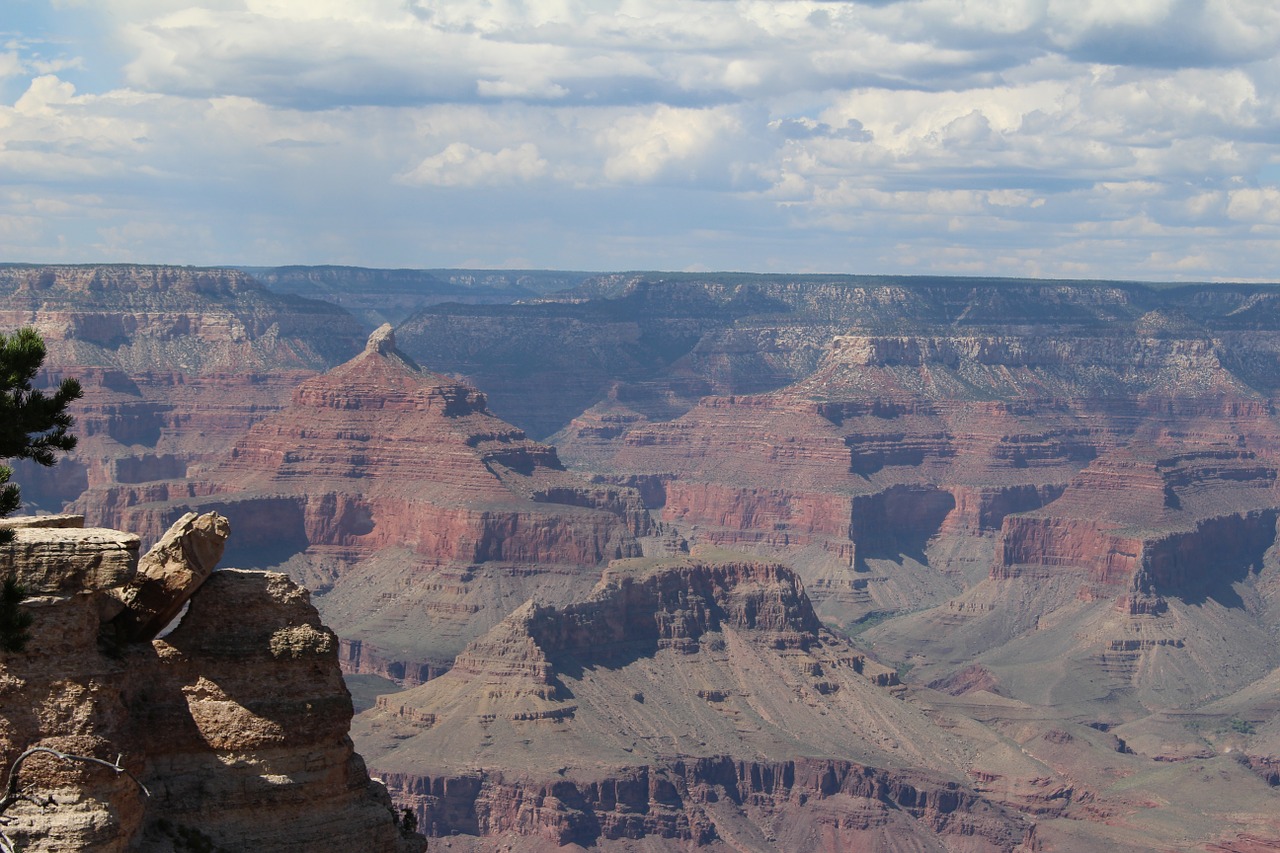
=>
[3,265,366,519]
[0,512,419,852]
[555,317,1280,717]
[355,554,1057,851]
[97,326,651,682]
[402,276,1280,439]
[866,445,1280,715]
[0,264,363,374]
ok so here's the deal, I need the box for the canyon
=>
[1,264,367,529]
[6,265,1280,850]
[72,322,652,689]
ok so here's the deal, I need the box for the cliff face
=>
[356,554,1050,852]
[866,447,1280,715]
[402,277,1280,439]
[375,759,1029,851]
[95,326,651,685]
[0,513,419,853]
[5,265,367,521]
[515,282,1280,729]
[0,264,364,374]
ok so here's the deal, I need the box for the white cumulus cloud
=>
[400,142,548,187]
[2,0,1279,278]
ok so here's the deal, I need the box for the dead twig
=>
[0,747,150,852]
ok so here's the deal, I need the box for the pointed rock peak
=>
[367,323,396,354]
[363,323,420,371]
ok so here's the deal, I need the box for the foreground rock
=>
[0,513,421,852]
[112,510,231,641]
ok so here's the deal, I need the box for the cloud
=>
[1226,186,1280,223]
[1,0,1279,280]
[14,73,77,113]
[598,105,761,187]
[1045,0,1280,67]
[399,142,548,187]
[0,51,23,79]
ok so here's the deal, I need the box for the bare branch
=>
[0,746,150,816]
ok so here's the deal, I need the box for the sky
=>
[2,0,1280,279]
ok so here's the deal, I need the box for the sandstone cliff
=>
[0,512,420,852]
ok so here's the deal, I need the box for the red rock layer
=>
[379,757,1029,851]
[110,327,646,558]
[39,369,306,521]
[90,327,650,681]
[558,326,1280,628]
[994,450,1280,597]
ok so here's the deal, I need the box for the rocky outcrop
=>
[129,569,416,852]
[447,559,826,680]
[111,510,230,642]
[0,513,420,853]
[357,554,1059,851]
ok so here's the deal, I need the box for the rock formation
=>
[94,326,652,685]
[396,276,1280,439]
[0,512,420,852]
[111,510,230,642]
[10,266,1280,849]
[2,265,367,521]
[545,299,1280,717]
[355,553,1053,851]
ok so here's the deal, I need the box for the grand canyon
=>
[4,264,1280,851]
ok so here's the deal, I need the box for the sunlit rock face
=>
[0,513,421,853]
